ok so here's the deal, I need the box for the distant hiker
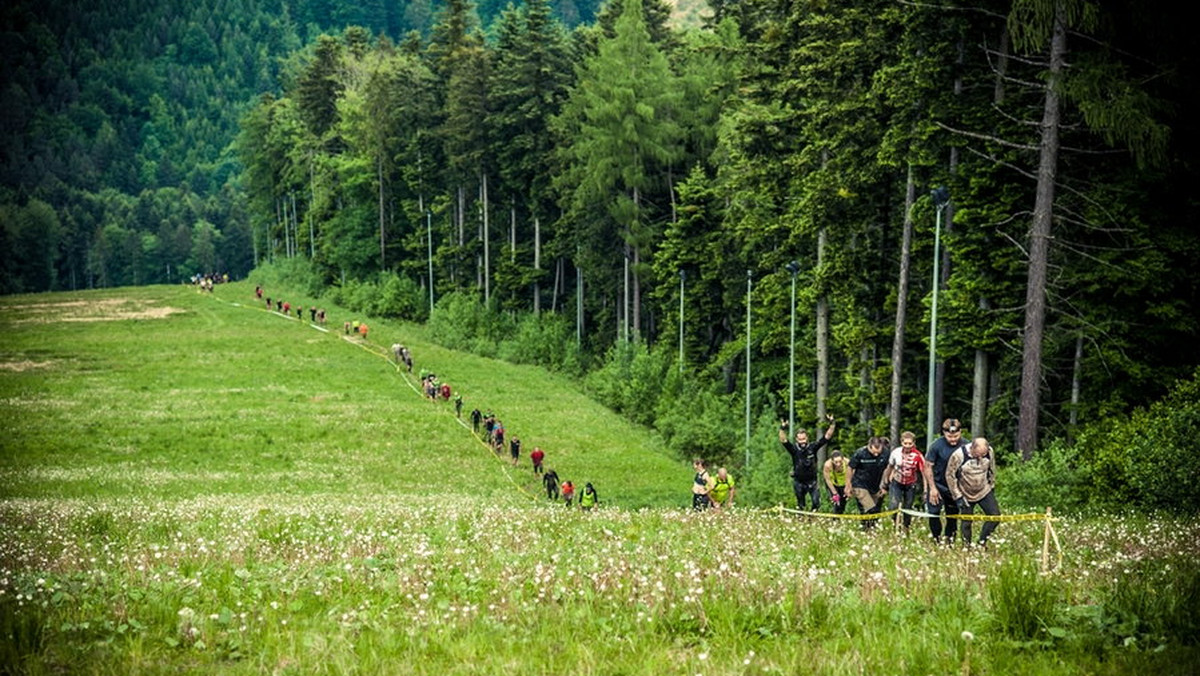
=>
[710,467,736,510]
[440,382,451,401]
[309,306,317,322]
[946,437,1000,547]
[282,301,291,315]
[344,321,352,335]
[276,300,283,312]
[454,393,463,418]
[530,447,545,474]
[493,422,505,453]
[580,483,599,511]
[317,309,326,325]
[359,323,368,340]
[392,344,404,365]
[295,306,302,320]
[265,296,272,309]
[779,414,837,512]
[823,450,849,515]
[471,408,482,434]
[691,458,714,511]
[561,480,575,507]
[255,285,262,300]
[510,436,521,466]
[402,347,412,372]
[543,469,560,500]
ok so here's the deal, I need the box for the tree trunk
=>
[1018,2,1066,460]
[1069,334,1083,440]
[889,165,917,443]
[972,300,991,436]
[378,154,386,269]
[482,172,490,306]
[534,217,541,314]
[632,186,642,341]
[815,225,829,465]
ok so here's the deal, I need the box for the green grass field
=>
[2,284,1198,675]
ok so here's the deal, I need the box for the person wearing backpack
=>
[945,437,1001,547]
[882,431,934,533]
[925,419,969,543]
[778,414,837,512]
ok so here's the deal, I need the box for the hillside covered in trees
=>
[4,0,1199,462]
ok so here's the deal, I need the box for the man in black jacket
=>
[779,414,837,512]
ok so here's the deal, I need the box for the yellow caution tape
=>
[900,508,1059,523]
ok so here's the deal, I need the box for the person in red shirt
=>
[561,481,575,507]
[882,431,935,533]
[530,447,545,475]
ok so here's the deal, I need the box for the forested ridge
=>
[3,0,1199,473]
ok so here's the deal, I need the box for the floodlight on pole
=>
[785,260,801,433]
[925,187,950,451]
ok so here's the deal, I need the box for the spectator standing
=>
[778,414,836,512]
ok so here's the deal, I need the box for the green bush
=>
[1072,366,1200,513]
[1000,439,1092,514]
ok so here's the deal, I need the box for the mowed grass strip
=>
[0,284,685,507]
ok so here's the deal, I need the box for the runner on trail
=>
[471,408,482,434]
[530,447,545,474]
[543,469,560,500]
[846,437,889,530]
[580,483,599,511]
[823,450,849,514]
[691,458,715,511]
[561,480,575,507]
[509,436,521,466]
[779,414,837,512]
[926,419,969,544]
[945,437,1001,547]
[710,467,736,510]
[882,431,934,533]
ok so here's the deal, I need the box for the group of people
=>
[779,415,1000,546]
[690,458,737,511]
[255,285,328,325]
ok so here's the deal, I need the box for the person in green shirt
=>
[710,467,736,510]
[579,482,599,510]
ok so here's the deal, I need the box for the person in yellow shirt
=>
[710,467,736,510]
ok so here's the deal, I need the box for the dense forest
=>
[3,0,1199,473]
[0,0,604,290]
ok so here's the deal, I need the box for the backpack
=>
[954,445,994,484]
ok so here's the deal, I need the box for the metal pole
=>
[787,261,800,433]
[926,188,950,449]
[745,269,752,467]
[679,269,685,372]
[427,210,434,313]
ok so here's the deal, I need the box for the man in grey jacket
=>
[945,437,1001,547]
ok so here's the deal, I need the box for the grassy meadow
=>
[1,284,1198,675]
